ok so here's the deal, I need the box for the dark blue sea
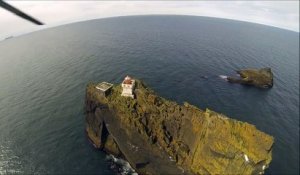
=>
[0,15,299,174]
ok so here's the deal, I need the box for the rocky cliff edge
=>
[85,79,274,175]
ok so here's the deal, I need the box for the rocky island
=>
[227,68,273,88]
[85,76,274,175]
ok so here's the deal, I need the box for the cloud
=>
[0,1,299,39]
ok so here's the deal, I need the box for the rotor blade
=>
[0,0,44,25]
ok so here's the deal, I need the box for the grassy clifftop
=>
[86,79,274,174]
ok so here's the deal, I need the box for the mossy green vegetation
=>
[85,79,274,174]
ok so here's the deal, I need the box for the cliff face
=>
[85,80,274,175]
[227,68,273,88]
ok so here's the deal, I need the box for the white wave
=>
[106,154,137,175]
[219,75,228,80]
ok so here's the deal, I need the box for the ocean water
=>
[0,15,299,174]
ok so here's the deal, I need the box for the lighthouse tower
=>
[121,76,135,98]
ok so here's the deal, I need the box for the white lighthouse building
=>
[121,75,135,98]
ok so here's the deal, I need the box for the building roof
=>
[123,79,132,85]
[123,76,133,85]
[96,82,113,91]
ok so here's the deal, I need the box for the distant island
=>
[227,68,273,89]
[85,76,274,174]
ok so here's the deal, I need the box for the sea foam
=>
[106,154,137,175]
[219,75,228,81]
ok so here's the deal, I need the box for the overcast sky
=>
[0,1,299,39]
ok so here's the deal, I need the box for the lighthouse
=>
[121,75,135,98]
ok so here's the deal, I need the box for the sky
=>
[0,1,299,39]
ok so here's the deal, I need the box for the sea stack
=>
[227,67,273,88]
[85,77,274,174]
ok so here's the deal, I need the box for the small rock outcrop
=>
[85,79,274,174]
[227,68,273,88]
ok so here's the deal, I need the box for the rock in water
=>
[85,79,274,175]
[227,67,273,88]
